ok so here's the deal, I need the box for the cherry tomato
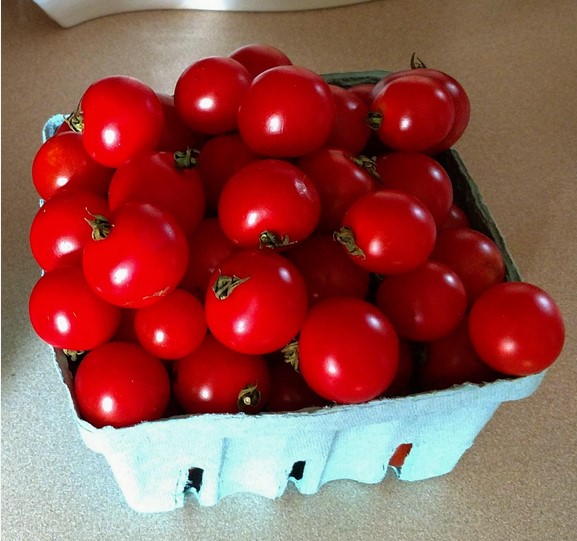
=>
[382,339,415,397]
[372,66,470,153]
[347,83,375,106]
[297,147,379,233]
[179,217,237,299]
[325,85,371,155]
[172,334,271,414]
[204,249,308,355]
[389,443,412,469]
[74,341,171,428]
[298,296,399,404]
[196,133,261,213]
[375,151,453,226]
[418,319,502,391]
[174,56,251,135]
[32,131,114,200]
[237,65,335,157]
[156,93,207,152]
[29,189,109,272]
[439,202,470,229]
[218,159,320,249]
[229,43,292,79]
[284,233,370,306]
[82,202,189,308]
[134,289,207,360]
[431,227,505,302]
[468,282,565,376]
[376,260,468,342]
[369,74,455,152]
[265,352,328,412]
[107,150,205,236]
[80,75,164,168]
[29,266,121,351]
[336,190,437,275]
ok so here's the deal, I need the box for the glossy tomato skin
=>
[237,65,335,157]
[107,150,205,236]
[80,75,164,168]
[30,189,109,272]
[196,133,261,213]
[438,203,470,230]
[431,227,505,302]
[82,202,189,308]
[347,83,375,106]
[179,217,237,299]
[298,296,399,404]
[266,353,328,412]
[32,131,114,200]
[419,320,502,392]
[172,334,271,414]
[174,56,251,135]
[284,233,370,306]
[382,339,415,397]
[204,249,308,355]
[134,289,207,360]
[74,341,171,428]
[325,85,371,155]
[338,190,437,275]
[156,93,207,152]
[218,159,320,249]
[468,282,565,376]
[370,74,455,152]
[229,43,292,79]
[375,151,453,226]
[29,266,121,351]
[371,68,470,153]
[297,147,379,233]
[376,260,468,342]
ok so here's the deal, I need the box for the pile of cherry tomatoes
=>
[29,44,565,429]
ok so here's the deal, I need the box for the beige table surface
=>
[2,0,576,539]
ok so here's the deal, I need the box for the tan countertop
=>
[2,0,576,539]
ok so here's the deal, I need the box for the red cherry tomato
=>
[419,320,502,391]
[82,202,189,308]
[196,133,261,213]
[468,282,565,376]
[370,74,455,152]
[29,266,121,351]
[284,233,370,306]
[439,202,470,229]
[172,334,271,414]
[297,147,379,233]
[382,339,415,397]
[32,131,114,200]
[74,341,171,428]
[325,85,371,155]
[107,150,205,236]
[134,289,207,360]
[30,189,109,272]
[174,56,251,135]
[431,227,505,302]
[179,217,237,299]
[375,151,453,226]
[229,43,292,79]
[80,75,164,168]
[376,260,468,342]
[298,296,399,404]
[204,249,308,355]
[336,190,437,275]
[347,83,375,106]
[156,93,207,152]
[218,159,320,249]
[265,353,328,412]
[237,65,335,157]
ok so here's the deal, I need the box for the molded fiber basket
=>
[43,71,546,513]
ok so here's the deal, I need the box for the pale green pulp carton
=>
[43,72,546,513]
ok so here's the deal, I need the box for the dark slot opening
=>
[184,467,204,493]
[289,461,306,481]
